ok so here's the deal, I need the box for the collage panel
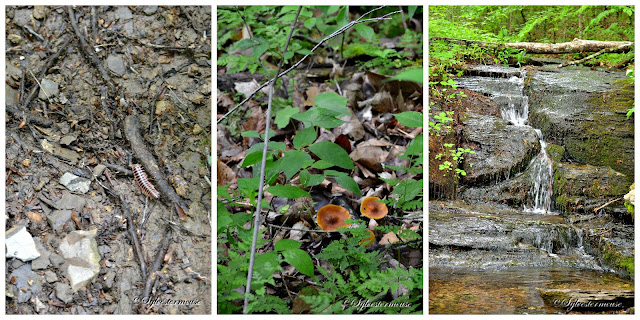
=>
[5,5,212,314]
[216,5,424,314]
[428,5,635,314]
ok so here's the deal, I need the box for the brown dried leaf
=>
[380,232,400,245]
[304,86,320,106]
[217,159,236,186]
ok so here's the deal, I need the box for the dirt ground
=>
[5,6,211,314]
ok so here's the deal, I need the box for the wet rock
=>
[461,112,540,186]
[59,229,101,292]
[47,209,72,233]
[38,79,60,100]
[31,239,51,270]
[8,264,41,303]
[55,282,73,304]
[553,163,630,215]
[56,192,87,211]
[106,55,126,75]
[60,172,91,194]
[526,68,633,177]
[45,270,58,283]
[5,225,40,262]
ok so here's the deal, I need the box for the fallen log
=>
[431,37,633,54]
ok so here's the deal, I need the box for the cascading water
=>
[456,68,554,213]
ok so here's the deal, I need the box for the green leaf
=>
[336,6,349,27]
[241,130,261,138]
[246,142,286,156]
[408,6,417,19]
[308,141,354,170]
[388,68,423,84]
[282,248,314,277]
[292,108,345,129]
[314,92,350,117]
[274,106,299,129]
[267,185,311,199]
[394,111,423,127]
[281,150,313,181]
[354,24,374,41]
[405,133,424,156]
[312,160,335,169]
[304,17,317,29]
[275,239,302,251]
[293,127,317,149]
[241,151,273,168]
[325,170,361,195]
[253,251,280,282]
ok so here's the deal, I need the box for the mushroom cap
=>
[360,196,388,219]
[359,230,375,246]
[317,204,350,231]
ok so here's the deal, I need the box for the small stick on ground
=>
[124,114,188,215]
[67,6,115,90]
[119,194,147,279]
[22,36,72,109]
[142,226,172,300]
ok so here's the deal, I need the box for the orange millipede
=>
[132,164,160,199]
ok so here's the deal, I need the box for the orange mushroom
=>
[316,204,350,231]
[359,230,375,246]
[360,196,388,219]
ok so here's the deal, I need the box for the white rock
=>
[5,225,40,261]
[59,229,101,292]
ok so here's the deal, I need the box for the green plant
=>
[626,67,634,119]
[301,221,422,314]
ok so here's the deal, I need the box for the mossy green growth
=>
[619,256,634,277]
[624,201,634,218]
[545,143,564,162]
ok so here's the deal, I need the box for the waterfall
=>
[524,130,554,213]
[499,75,553,213]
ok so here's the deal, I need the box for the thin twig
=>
[594,197,622,213]
[22,36,72,109]
[243,7,302,315]
[67,6,115,90]
[142,226,172,301]
[218,8,399,124]
[28,69,49,100]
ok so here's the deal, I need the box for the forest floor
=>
[5,6,211,314]
[217,6,423,314]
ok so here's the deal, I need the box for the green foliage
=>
[626,67,634,120]
[218,6,423,314]
[304,224,422,314]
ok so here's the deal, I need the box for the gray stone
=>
[31,239,51,270]
[13,9,32,27]
[59,172,91,194]
[56,192,87,211]
[6,62,22,80]
[5,225,40,262]
[38,79,60,100]
[59,229,101,292]
[6,85,19,106]
[55,282,73,304]
[103,269,116,289]
[116,6,133,19]
[553,163,631,215]
[106,55,126,75]
[49,253,66,268]
[45,270,58,283]
[32,6,48,19]
[143,6,158,15]
[461,112,540,186]
[47,209,72,233]
[9,264,41,303]
[59,135,76,146]
[93,164,107,177]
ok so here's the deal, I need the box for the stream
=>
[429,65,634,314]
